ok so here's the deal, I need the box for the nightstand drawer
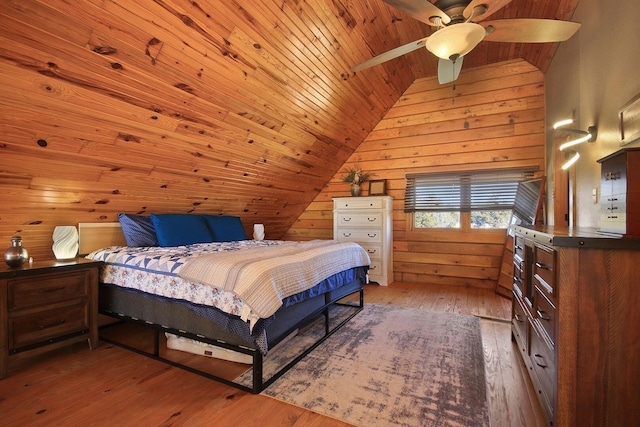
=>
[8,270,89,311]
[9,303,89,350]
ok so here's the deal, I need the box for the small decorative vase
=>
[4,236,29,267]
[52,225,79,259]
[351,183,361,197]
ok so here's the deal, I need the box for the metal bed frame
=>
[99,286,364,394]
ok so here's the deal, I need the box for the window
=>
[404,170,533,230]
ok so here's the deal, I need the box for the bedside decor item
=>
[253,223,265,240]
[342,164,373,197]
[369,179,387,196]
[4,236,29,267]
[52,225,79,260]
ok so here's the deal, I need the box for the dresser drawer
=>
[512,294,528,355]
[335,228,382,243]
[367,260,382,278]
[334,198,385,210]
[9,303,89,350]
[8,270,89,312]
[358,242,382,260]
[513,260,524,298]
[534,244,555,295]
[514,235,526,261]
[530,323,556,419]
[533,286,556,347]
[336,212,382,227]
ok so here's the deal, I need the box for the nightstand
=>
[0,258,101,379]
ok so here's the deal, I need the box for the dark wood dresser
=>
[511,225,640,427]
[597,147,640,237]
[0,258,101,379]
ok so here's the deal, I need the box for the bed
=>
[80,214,369,393]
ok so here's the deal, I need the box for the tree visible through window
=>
[405,171,532,230]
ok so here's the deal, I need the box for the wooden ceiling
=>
[0,0,579,259]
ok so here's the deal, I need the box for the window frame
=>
[404,169,534,232]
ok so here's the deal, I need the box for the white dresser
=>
[333,196,393,286]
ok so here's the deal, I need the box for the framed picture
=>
[369,179,387,196]
[620,93,640,145]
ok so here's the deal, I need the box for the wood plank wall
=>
[285,59,546,289]
[1,0,428,261]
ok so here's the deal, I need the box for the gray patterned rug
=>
[242,303,489,427]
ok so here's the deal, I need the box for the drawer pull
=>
[607,198,618,202]
[367,249,377,254]
[535,262,551,270]
[342,233,352,237]
[367,233,377,238]
[536,309,551,321]
[607,216,619,219]
[514,313,523,323]
[514,245,523,250]
[369,265,377,270]
[342,217,352,222]
[38,286,66,293]
[605,172,620,180]
[533,354,547,368]
[38,319,66,330]
[607,206,618,211]
[513,276,523,283]
[367,217,377,222]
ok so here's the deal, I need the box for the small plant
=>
[342,165,374,185]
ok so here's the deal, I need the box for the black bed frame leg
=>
[154,329,160,356]
[253,352,263,393]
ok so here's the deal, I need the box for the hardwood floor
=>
[0,282,546,427]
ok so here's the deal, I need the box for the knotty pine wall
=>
[285,59,546,288]
[1,0,430,261]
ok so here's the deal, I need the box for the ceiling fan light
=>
[425,23,486,60]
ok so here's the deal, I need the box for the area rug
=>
[240,303,489,427]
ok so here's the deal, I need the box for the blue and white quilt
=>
[86,240,287,317]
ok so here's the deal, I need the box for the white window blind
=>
[404,170,533,213]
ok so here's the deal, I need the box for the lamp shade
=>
[52,225,79,259]
[425,23,486,60]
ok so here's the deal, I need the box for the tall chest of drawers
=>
[597,147,640,237]
[511,225,640,426]
[333,196,393,286]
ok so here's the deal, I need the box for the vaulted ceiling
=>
[0,0,580,258]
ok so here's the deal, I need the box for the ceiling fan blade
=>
[383,0,450,26]
[350,36,429,72]
[438,57,464,84]
[483,19,581,43]
[464,0,513,22]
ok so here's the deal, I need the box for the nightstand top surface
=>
[0,257,101,278]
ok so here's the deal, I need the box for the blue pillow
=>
[200,215,247,242]
[150,214,213,247]
[118,213,159,247]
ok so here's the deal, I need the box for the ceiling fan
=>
[350,0,581,84]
